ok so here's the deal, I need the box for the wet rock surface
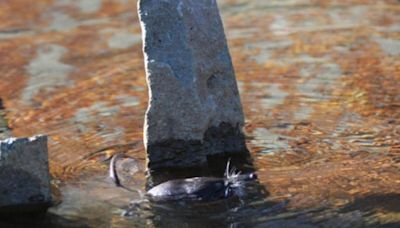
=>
[146,123,247,169]
[0,136,51,213]
[139,0,246,169]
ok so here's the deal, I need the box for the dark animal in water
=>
[110,155,257,201]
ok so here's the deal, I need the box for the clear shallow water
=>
[0,0,399,227]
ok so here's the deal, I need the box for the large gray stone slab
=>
[0,135,52,213]
[138,0,247,169]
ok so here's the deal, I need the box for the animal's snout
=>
[249,173,257,180]
[241,172,257,181]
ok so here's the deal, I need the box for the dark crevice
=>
[207,74,217,89]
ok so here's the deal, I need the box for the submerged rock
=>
[138,0,247,169]
[0,136,52,213]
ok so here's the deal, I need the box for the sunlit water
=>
[0,0,399,227]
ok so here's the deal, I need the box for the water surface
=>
[0,0,399,227]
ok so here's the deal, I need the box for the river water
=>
[0,0,399,227]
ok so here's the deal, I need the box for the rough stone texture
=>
[0,136,52,213]
[138,0,247,169]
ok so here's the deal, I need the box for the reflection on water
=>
[296,62,343,102]
[0,0,399,227]
[47,155,283,227]
[251,128,291,154]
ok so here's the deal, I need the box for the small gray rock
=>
[0,135,51,213]
[138,0,247,169]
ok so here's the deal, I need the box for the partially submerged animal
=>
[110,155,257,202]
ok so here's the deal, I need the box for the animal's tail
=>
[109,153,144,196]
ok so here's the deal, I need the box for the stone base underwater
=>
[146,122,248,170]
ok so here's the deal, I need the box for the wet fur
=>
[110,156,257,201]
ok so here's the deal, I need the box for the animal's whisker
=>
[225,158,232,178]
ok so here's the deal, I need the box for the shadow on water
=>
[0,213,91,228]
[333,193,400,228]
[341,193,400,213]
[119,152,289,228]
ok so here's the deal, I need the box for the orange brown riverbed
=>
[0,0,399,227]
